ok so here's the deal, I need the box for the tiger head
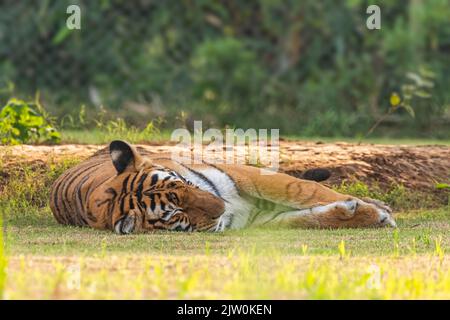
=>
[102,140,225,234]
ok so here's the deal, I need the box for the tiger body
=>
[50,141,396,234]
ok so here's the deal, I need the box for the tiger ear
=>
[109,140,151,174]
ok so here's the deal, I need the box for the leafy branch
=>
[0,94,61,145]
[363,68,435,140]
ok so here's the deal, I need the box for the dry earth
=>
[1,140,449,202]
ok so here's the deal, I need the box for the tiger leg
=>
[273,199,396,229]
[218,165,395,228]
[216,164,352,208]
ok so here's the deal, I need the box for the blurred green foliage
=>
[0,0,449,138]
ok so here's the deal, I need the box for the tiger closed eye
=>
[167,192,178,202]
[167,182,177,188]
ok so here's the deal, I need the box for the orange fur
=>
[50,141,396,233]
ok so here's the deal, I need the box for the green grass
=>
[4,207,450,256]
[60,129,174,145]
[1,155,450,299]
[59,129,450,146]
[284,136,450,146]
[333,181,443,210]
[0,213,6,300]
[3,207,450,299]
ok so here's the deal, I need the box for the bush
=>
[0,98,60,145]
[190,37,266,120]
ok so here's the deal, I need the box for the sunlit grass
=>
[4,253,450,299]
[2,202,449,299]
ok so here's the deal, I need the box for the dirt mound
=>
[1,141,449,199]
[280,142,450,192]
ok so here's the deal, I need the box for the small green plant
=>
[363,67,435,139]
[434,236,444,263]
[301,244,308,255]
[436,183,450,190]
[0,97,60,145]
[338,240,349,260]
[407,238,417,256]
[392,229,400,257]
[94,115,162,143]
[436,182,450,205]
[59,105,87,130]
[204,241,211,256]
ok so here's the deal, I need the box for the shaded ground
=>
[1,141,449,193]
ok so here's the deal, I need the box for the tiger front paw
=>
[356,198,396,228]
[114,211,141,234]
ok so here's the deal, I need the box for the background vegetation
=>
[0,0,449,139]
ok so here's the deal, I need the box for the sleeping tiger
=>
[50,140,396,234]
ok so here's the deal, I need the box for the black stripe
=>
[205,162,238,190]
[61,162,104,224]
[52,171,71,223]
[105,187,117,226]
[122,174,131,193]
[128,172,139,210]
[86,211,97,223]
[151,158,226,199]
[72,163,101,203]
[178,163,222,197]
[75,174,91,225]
[150,174,158,186]
[84,174,115,205]
[52,160,95,222]
[116,175,131,218]
[120,194,128,216]
[149,193,156,212]
[75,175,90,211]
[129,172,139,190]
[136,173,148,208]
[136,198,145,213]
[118,175,131,200]
[53,164,84,223]
[129,194,135,210]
